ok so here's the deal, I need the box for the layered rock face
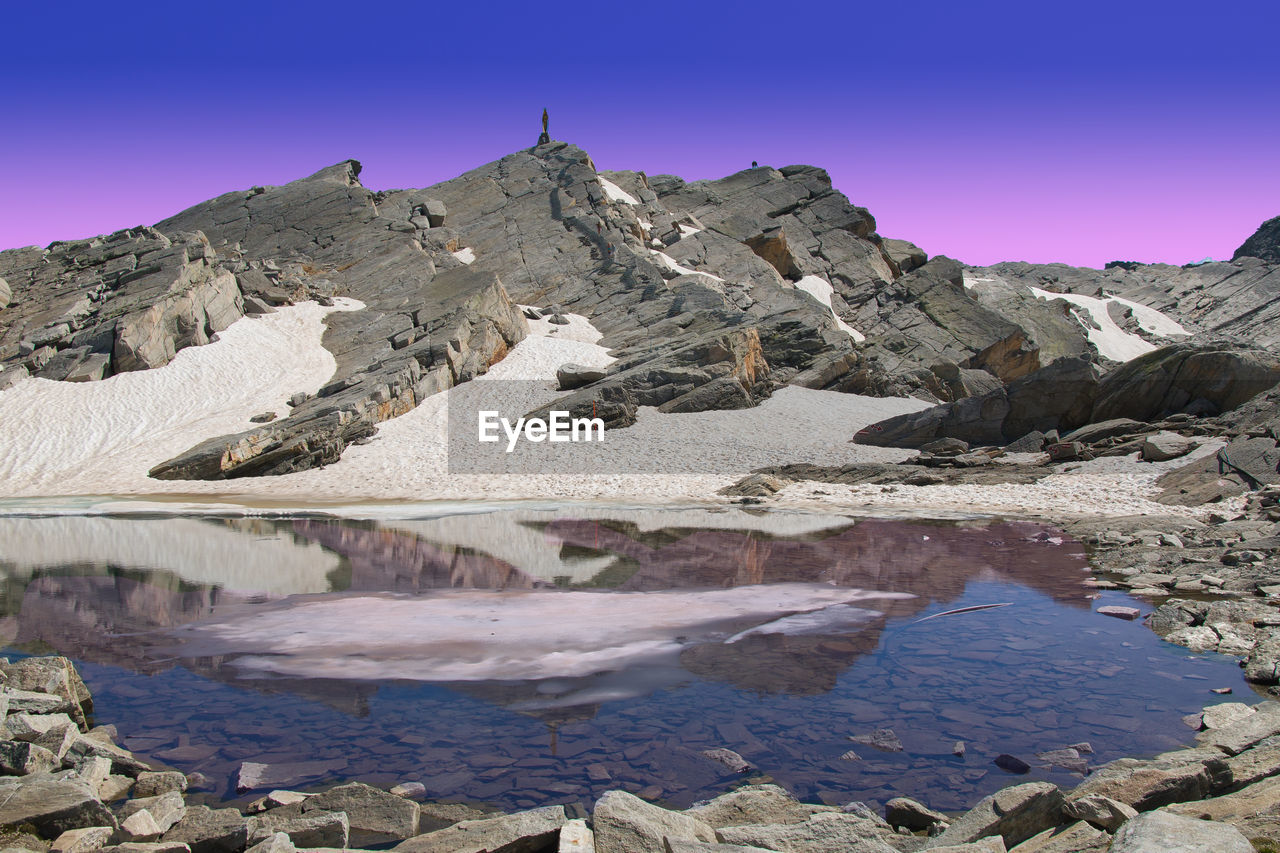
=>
[3,141,1276,478]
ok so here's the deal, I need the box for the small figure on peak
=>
[538,108,551,146]
[751,160,758,167]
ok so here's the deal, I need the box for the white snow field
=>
[0,299,362,496]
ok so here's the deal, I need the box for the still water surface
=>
[0,506,1254,812]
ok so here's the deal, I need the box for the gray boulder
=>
[594,791,716,853]
[1092,342,1280,423]
[716,813,896,853]
[1062,793,1137,831]
[0,740,61,775]
[162,806,248,853]
[0,774,117,835]
[925,782,1063,849]
[1141,431,1196,462]
[557,363,607,390]
[685,785,835,829]
[304,781,419,845]
[246,810,348,849]
[884,797,948,832]
[392,805,565,853]
[1109,810,1251,853]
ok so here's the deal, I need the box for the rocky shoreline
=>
[3,625,1280,853]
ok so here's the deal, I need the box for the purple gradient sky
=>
[3,2,1278,268]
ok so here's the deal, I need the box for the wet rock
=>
[162,806,248,853]
[393,805,566,853]
[234,760,344,793]
[1061,793,1137,831]
[884,797,948,832]
[1164,625,1219,652]
[685,785,835,829]
[1096,606,1140,620]
[389,782,426,799]
[850,728,903,752]
[50,827,114,853]
[0,774,117,836]
[1109,809,1251,852]
[993,754,1031,774]
[246,810,348,849]
[304,781,419,845]
[926,782,1064,849]
[716,813,896,853]
[699,749,752,774]
[557,364,607,391]
[593,792,715,853]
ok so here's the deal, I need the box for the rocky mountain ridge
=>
[1,141,1276,481]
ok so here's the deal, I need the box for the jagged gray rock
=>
[924,782,1063,849]
[0,774,118,835]
[684,785,836,829]
[593,791,716,853]
[1235,214,1280,264]
[715,813,896,853]
[304,781,419,845]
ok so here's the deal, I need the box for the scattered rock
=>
[849,728,903,752]
[50,826,115,853]
[162,806,248,853]
[1096,606,1140,620]
[1141,432,1196,462]
[557,363,607,390]
[0,774,118,836]
[993,754,1031,774]
[1062,793,1138,831]
[884,797,948,832]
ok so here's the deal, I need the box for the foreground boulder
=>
[1108,809,1252,852]
[715,812,896,852]
[925,782,1063,849]
[392,805,565,853]
[594,791,716,853]
[685,784,836,828]
[0,774,118,835]
[304,780,420,845]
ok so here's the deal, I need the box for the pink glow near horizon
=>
[1,121,1276,269]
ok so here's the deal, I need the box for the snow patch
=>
[648,249,725,282]
[794,275,865,341]
[678,224,702,238]
[175,584,912,683]
[0,299,363,496]
[452,247,476,265]
[598,177,637,205]
[1029,286,1177,361]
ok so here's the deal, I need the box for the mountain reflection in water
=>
[0,509,1249,812]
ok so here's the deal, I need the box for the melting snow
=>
[648,249,725,282]
[599,177,637,205]
[1029,287,1186,362]
[794,275,865,341]
[174,584,913,683]
[0,299,363,496]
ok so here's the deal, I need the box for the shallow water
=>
[0,506,1255,813]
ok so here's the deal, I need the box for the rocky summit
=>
[3,140,1276,482]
